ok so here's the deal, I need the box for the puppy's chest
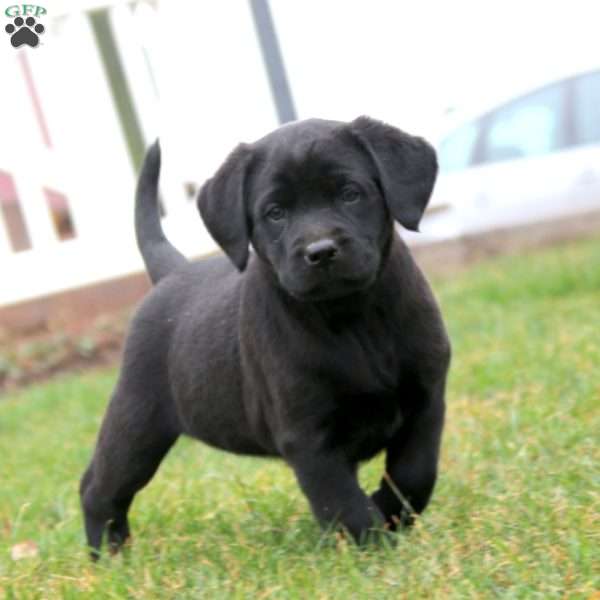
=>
[322,389,404,463]
[320,316,400,392]
[314,319,406,461]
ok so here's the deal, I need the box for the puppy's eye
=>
[341,188,361,204]
[265,205,286,221]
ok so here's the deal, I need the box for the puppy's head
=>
[198,117,437,301]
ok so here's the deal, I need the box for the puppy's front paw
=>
[370,490,416,532]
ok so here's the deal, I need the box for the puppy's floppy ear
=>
[349,116,438,232]
[197,143,252,271]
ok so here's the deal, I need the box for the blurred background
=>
[1,0,599,384]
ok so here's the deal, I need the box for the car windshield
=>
[438,121,479,173]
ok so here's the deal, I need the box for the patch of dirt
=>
[0,309,131,394]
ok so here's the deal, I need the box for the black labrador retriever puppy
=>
[80,116,451,558]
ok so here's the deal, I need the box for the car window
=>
[574,71,600,145]
[438,120,480,173]
[481,83,566,164]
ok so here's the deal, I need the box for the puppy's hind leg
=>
[80,383,179,560]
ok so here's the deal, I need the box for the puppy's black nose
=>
[304,239,339,266]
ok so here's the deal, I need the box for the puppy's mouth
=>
[283,273,377,302]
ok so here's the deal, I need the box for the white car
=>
[407,68,600,244]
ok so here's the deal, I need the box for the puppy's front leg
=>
[289,450,384,543]
[371,381,446,528]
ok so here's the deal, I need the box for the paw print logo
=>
[5,16,45,48]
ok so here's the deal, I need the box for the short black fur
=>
[80,116,451,557]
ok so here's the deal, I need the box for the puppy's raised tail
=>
[135,140,188,284]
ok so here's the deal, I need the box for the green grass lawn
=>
[1,239,599,599]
